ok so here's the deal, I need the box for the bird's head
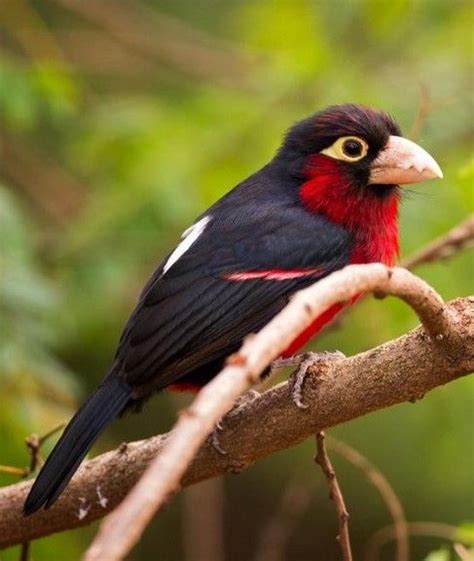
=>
[277,104,442,234]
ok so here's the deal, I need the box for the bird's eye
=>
[320,136,369,162]
[342,139,363,157]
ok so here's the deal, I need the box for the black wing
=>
[114,202,352,395]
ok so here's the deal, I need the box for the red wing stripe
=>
[223,268,324,281]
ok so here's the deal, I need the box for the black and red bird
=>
[24,104,442,514]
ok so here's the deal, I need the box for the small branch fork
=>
[315,432,352,561]
[0,424,65,480]
[82,264,463,561]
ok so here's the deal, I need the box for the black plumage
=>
[25,103,418,515]
[24,161,351,515]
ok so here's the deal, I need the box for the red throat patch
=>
[300,154,400,266]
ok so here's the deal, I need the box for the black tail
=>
[23,376,131,516]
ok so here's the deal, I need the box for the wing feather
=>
[115,205,353,392]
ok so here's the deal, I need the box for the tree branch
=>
[83,265,463,561]
[401,215,474,270]
[0,272,470,551]
[315,432,352,561]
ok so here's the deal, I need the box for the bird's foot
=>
[209,389,261,455]
[233,389,261,412]
[210,421,227,456]
[271,356,302,372]
[289,351,346,410]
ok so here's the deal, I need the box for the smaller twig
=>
[24,435,42,475]
[2,423,66,561]
[25,423,66,475]
[327,437,409,561]
[315,432,352,561]
[0,465,29,477]
[0,423,65,479]
[19,541,30,561]
[402,216,474,270]
[37,423,67,447]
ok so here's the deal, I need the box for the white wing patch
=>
[163,216,210,275]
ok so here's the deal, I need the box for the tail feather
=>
[23,376,131,516]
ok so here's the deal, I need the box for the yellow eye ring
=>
[320,136,369,162]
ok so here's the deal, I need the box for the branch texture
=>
[0,291,472,550]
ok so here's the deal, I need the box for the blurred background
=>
[0,0,472,560]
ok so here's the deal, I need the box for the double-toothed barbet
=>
[24,104,442,515]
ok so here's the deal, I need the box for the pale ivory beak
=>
[369,136,443,185]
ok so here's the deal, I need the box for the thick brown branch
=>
[0,290,471,550]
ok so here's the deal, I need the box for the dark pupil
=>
[343,140,362,157]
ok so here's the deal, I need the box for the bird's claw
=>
[290,356,313,410]
[233,389,261,411]
[210,389,261,455]
[289,351,346,410]
[211,423,227,456]
[271,356,301,372]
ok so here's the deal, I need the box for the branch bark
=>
[0,282,471,551]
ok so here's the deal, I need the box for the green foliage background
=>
[0,1,472,559]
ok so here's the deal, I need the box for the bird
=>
[23,104,442,515]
